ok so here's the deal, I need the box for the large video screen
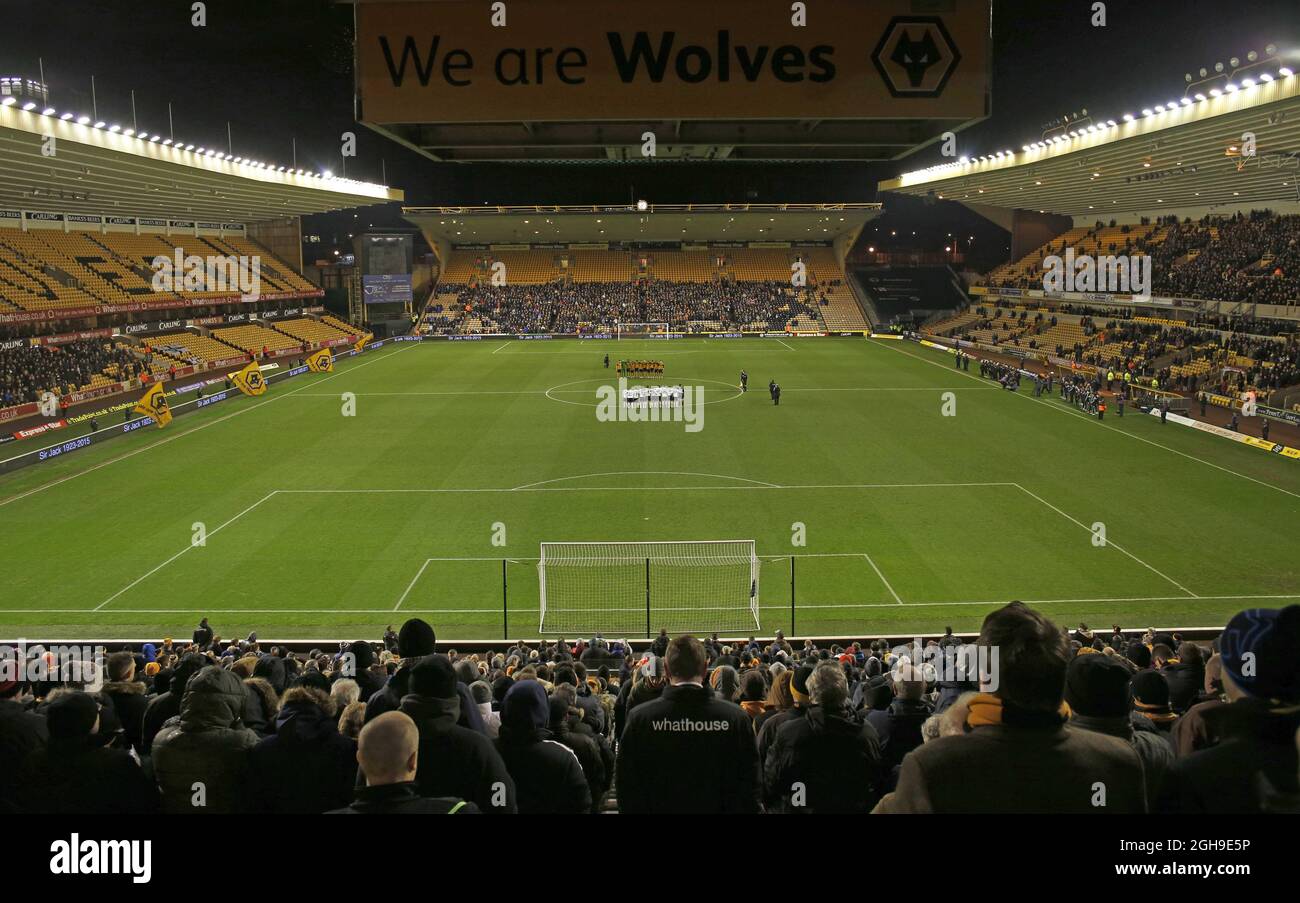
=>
[362,273,413,304]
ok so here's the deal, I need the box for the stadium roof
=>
[878,66,1300,217]
[402,203,881,245]
[0,100,403,223]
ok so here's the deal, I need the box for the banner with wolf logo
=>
[133,383,172,428]
[307,349,334,373]
[230,362,268,397]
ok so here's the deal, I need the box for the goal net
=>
[616,322,673,339]
[538,540,760,636]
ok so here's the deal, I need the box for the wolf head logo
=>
[890,29,940,88]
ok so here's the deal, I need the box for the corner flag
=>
[230,362,267,397]
[307,349,334,373]
[133,383,172,428]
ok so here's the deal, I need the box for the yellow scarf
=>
[965,692,1070,728]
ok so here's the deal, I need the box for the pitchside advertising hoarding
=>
[355,0,989,124]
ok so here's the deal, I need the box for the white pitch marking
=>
[275,480,1016,495]
[510,470,782,490]
[864,552,904,604]
[1011,482,1199,598]
[875,338,1300,502]
[16,594,1297,616]
[393,558,433,611]
[94,491,281,611]
[0,343,413,510]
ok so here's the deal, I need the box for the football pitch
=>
[2,336,1298,641]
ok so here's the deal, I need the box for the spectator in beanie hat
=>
[1130,670,1179,734]
[398,655,515,813]
[1125,641,1152,670]
[1065,654,1173,808]
[363,618,437,724]
[1159,606,1300,813]
[470,680,500,738]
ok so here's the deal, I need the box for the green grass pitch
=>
[2,336,1298,641]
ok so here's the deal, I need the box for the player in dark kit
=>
[740,369,748,392]
[603,354,609,369]
[773,383,781,406]
[768,379,776,400]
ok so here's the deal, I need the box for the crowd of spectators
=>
[938,299,1300,401]
[429,279,822,334]
[2,602,1296,815]
[0,339,143,407]
[985,211,1300,307]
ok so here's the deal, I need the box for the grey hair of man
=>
[807,661,849,709]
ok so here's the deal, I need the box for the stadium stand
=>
[212,323,305,356]
[3,603,1295,815]
[0,228,320,313]
[421,246,868,333]
[272,316,357,345]
[142,331,245,366]
[0,339,146,405]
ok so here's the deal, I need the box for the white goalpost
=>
[615,322,672,339]
[537,540,761,636]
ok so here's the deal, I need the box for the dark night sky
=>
[2,0,1298,261]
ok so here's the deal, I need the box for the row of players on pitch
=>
[604,355,782,405]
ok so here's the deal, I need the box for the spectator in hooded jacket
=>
[398,655,515,813]
[1159,606,1300,813]
[1065,653,1173,808]
[141,653,206,752]
[548,686,611,812]
[873,602,1146,814]
[102,650,150,755]
[242,664,282,739]
[22,691,158,815]
[329,711,478,815]
[494,680,590,814]
[248,686,359,813]
[1160,642,1205,713]
[617,635,760,814]
[763,661,883,813]
[152,665,259,813]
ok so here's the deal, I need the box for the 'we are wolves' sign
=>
[356,0,987,124]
